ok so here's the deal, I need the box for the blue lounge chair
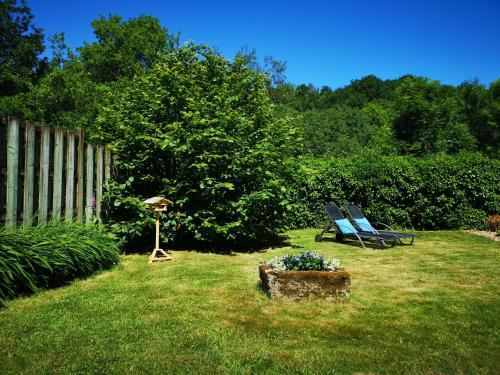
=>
[344,204,416,245]
[316,205,397,249]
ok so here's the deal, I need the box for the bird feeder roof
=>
[143,196,174,207]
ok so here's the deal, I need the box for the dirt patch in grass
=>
[465,230,499,241]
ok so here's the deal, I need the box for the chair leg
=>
[354,233,367,249]
[378,238,396,248]
[398,236,415,246]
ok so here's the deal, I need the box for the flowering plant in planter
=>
[264,250,342,272]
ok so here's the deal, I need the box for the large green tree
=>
[23,60,103,132]
[393,77,476,155]
[0,0,47,97]
[484,79,500,158]
[298,106,375,157]
[459,79,500,158]
[2,12,178,137]
[78,14,178,83]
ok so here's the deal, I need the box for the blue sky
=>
[29,0,500,89]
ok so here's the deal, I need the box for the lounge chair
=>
[316,205,398,249]
[344,204,416,245]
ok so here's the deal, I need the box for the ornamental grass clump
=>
[266,250,342,272]
[486,214,500,233]
[0,221,119,306]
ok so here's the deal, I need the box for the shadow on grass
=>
[255,280,269,297]
[124,233,303,255]
[178,234,304,255]
[317,235,392,250]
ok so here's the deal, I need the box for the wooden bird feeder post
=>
[143,197,174,263]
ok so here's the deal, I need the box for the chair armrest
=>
[372,222,394,231]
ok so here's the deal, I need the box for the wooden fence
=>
[0,117,111,227]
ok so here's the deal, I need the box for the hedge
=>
[288,152,500,230]
[0,221,119,306]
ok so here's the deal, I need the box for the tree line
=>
[272,75,499,158]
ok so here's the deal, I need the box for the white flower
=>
[267,257,286,271]
[324,258,342,272]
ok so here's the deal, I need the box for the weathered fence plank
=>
[38,126,51,224]
[105,148,111,183]
[52,129,64,219]
[0,121,6,225]
[76,130,85,223]
[6,118,19,227]
[23,121,36,225]
[85,144,94,222]
[96,145,104,219]
[65,132,75,221]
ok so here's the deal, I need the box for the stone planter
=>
[259,264,350,301]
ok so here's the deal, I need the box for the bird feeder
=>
[143,196,174,263]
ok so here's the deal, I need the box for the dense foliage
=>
[288,153,500,230]
[98,45,299,248]
[0,221,119,306]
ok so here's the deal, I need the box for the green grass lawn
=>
[0,230,499,374]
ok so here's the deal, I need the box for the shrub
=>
[98,44,299,249]
[264,250,342,272]
[0,221,119,306]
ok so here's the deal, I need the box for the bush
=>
[98,44,299,249]
[287,153,500,230]
[0,221,119,306]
